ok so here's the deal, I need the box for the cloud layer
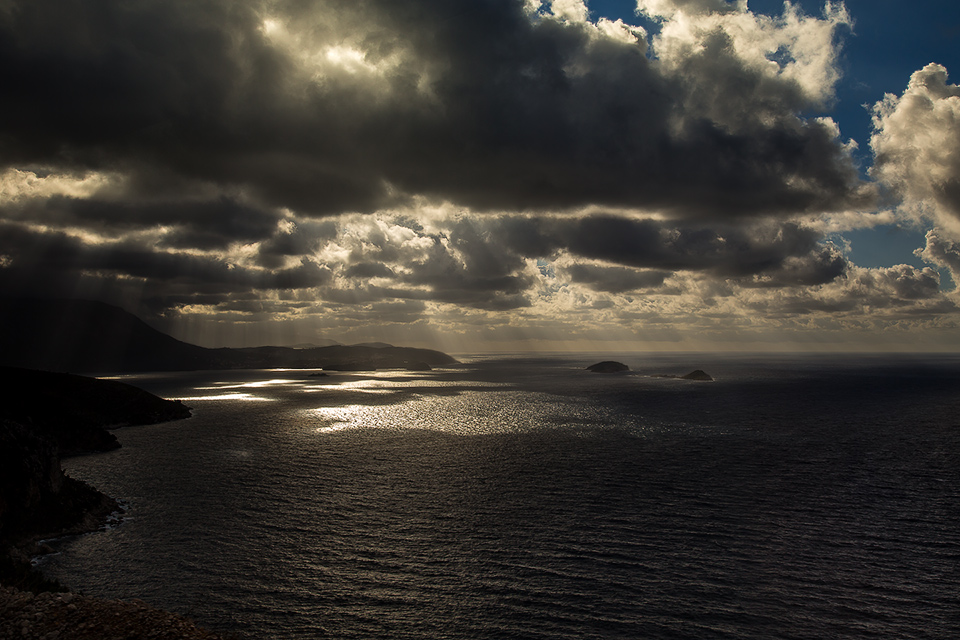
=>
[0,0,868,216]
[0,0,958,349]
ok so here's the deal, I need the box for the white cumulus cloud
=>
[871,63,960,232]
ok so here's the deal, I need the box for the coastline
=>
[0,368,236,638]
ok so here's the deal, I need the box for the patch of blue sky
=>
[589,1,960,157]
[537,258,556,278]
[833,225,927,270]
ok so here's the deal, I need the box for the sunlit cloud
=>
[0,168,121,204]
[871,63,960,232]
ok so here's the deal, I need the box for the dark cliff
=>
[0,418,117,545]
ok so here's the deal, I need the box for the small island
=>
[652,369,714,381]
[586,361,630,373]
[584,360,714,380]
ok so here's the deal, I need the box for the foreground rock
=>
[0,586,231,640]
[586,361,630,373]
[0,370,229,638]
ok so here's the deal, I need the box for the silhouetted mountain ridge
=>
[0,299,457,373]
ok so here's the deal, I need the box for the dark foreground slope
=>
[0,298,456,373]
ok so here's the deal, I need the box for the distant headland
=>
[0,298,457,373]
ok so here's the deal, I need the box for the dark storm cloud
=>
[865,265,941,301]
[270,260,334,290]
[324,219,539,310]
[0,0,868,217]
[740,246,848,288]
[0,222,330,298]
[343,262,396,279]
[8,0,929,336]
[565,264,669,292]
[257,220,338,268]
[402,236,533,309]
[324,213,853,309]
[493,214,841,280]
[744,263,949,318]
[0,0,395,214]
[3,195,281,249]
[362,0,866,216]
[446,217,528,277]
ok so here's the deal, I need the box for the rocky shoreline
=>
[0,367,192,561]
[0,368,234,638]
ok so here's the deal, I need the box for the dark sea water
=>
[40,353,960,639]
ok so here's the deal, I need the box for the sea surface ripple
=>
[42,353,960,639]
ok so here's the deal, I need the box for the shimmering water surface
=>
[42,353,960,639]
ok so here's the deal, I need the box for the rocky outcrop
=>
[587,361,630,373]
[0,419,119,553]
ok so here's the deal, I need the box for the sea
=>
[37,353,960,639]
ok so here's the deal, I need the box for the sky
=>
[1,0,960,352]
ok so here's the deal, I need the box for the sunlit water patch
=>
[195,378,303,390]
[303,390,618,436]
[177,392,275,402]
